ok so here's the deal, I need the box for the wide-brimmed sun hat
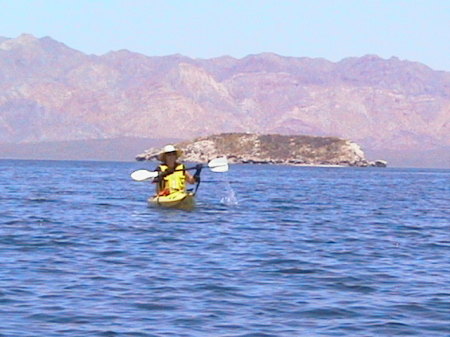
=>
[158,144,183,161]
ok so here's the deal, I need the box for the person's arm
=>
[185,171,196,184]
[185,164,202,184]
[152,166,162,183]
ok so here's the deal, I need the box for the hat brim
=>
[158,149,183,161]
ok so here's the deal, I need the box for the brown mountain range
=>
[1,34,449,167]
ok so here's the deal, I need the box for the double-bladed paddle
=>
[130,157,229,182]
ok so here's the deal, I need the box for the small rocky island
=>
[136,133,387,167]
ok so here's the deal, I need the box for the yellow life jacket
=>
[157,163,186,194]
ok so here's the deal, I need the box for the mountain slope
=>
[1,34,449,166]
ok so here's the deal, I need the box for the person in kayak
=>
[153,144,201,196]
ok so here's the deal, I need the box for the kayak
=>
[148,191,195,211]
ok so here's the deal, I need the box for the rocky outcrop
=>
[136,133,387,167]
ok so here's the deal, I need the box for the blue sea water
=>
[0,159,449,337]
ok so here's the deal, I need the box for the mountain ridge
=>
[1,34,449,167]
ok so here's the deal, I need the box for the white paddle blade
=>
[208,157,229,173]
[131,169,158,181]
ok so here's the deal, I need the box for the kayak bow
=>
[148,191,195,211]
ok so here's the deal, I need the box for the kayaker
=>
[153,145,201,196]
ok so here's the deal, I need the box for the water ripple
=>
[0,161,449,336]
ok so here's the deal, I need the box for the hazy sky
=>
[1,0,449,70]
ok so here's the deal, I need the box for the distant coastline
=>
[0,137,180,162]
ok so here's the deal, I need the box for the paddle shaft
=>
[159,157,227,173]
[131,157,228,182]
[155,165,202,175]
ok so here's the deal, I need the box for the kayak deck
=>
[148,191,195,211]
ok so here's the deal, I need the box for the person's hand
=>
[160,169,174,178]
